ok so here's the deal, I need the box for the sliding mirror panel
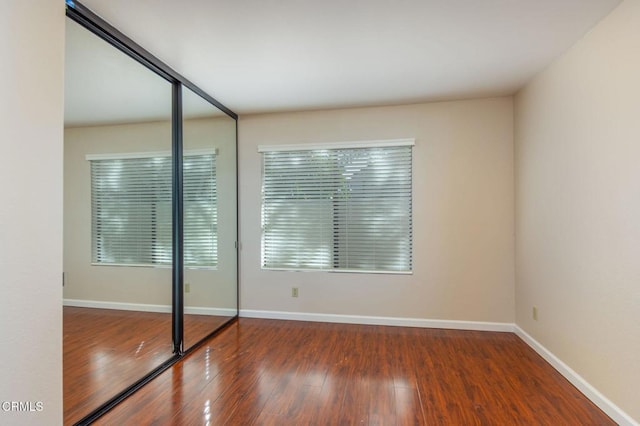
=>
[182,87,238,350]
[63,18,174,423]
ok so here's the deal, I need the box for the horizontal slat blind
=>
[261,145,412,272]
[184,154,217,268]
[91,152,217,268]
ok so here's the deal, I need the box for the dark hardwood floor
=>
[88,318,614,425]
[63,307,232,425]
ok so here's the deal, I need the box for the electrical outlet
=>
[292,287,299,298]
[533,306,538,321]
[185,283,191,293]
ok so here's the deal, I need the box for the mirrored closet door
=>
[62,2,238,423]
[63,17,175,423]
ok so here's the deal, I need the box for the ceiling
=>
[70,0,621,118]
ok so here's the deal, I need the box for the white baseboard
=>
[64,298,237,317]
[239,309,515,332]
[515,326,638,426]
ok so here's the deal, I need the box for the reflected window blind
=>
[260,141,413,273]
[90,152,217,268]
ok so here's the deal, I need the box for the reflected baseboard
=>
[64,298,237,316]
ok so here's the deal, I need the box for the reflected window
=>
[89,150,217,268]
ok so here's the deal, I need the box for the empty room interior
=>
[1,0,639,425]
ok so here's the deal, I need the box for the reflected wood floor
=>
[94,318,614,425]
[63,307,231,425]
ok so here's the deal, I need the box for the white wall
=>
[0,2,64,425]
[515,0,640,422]
[239,98,515,323]
[64,118,237,311]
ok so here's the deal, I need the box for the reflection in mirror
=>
[182,87,238,350]
[63,18,173,423]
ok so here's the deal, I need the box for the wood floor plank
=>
[94,318,615,425]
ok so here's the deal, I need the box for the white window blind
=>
[89,151,217,268]
[260,140,413,273]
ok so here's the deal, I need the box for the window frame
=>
[259,139,414,274]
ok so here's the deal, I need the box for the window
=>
[89,150,217,268]
[260,139,413,273]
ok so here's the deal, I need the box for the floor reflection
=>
[63,306,230,425]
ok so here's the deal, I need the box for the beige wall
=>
[515,0,640,421]
[64,118,237,310]
[0,2,64,425]
[239,98,515,322]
